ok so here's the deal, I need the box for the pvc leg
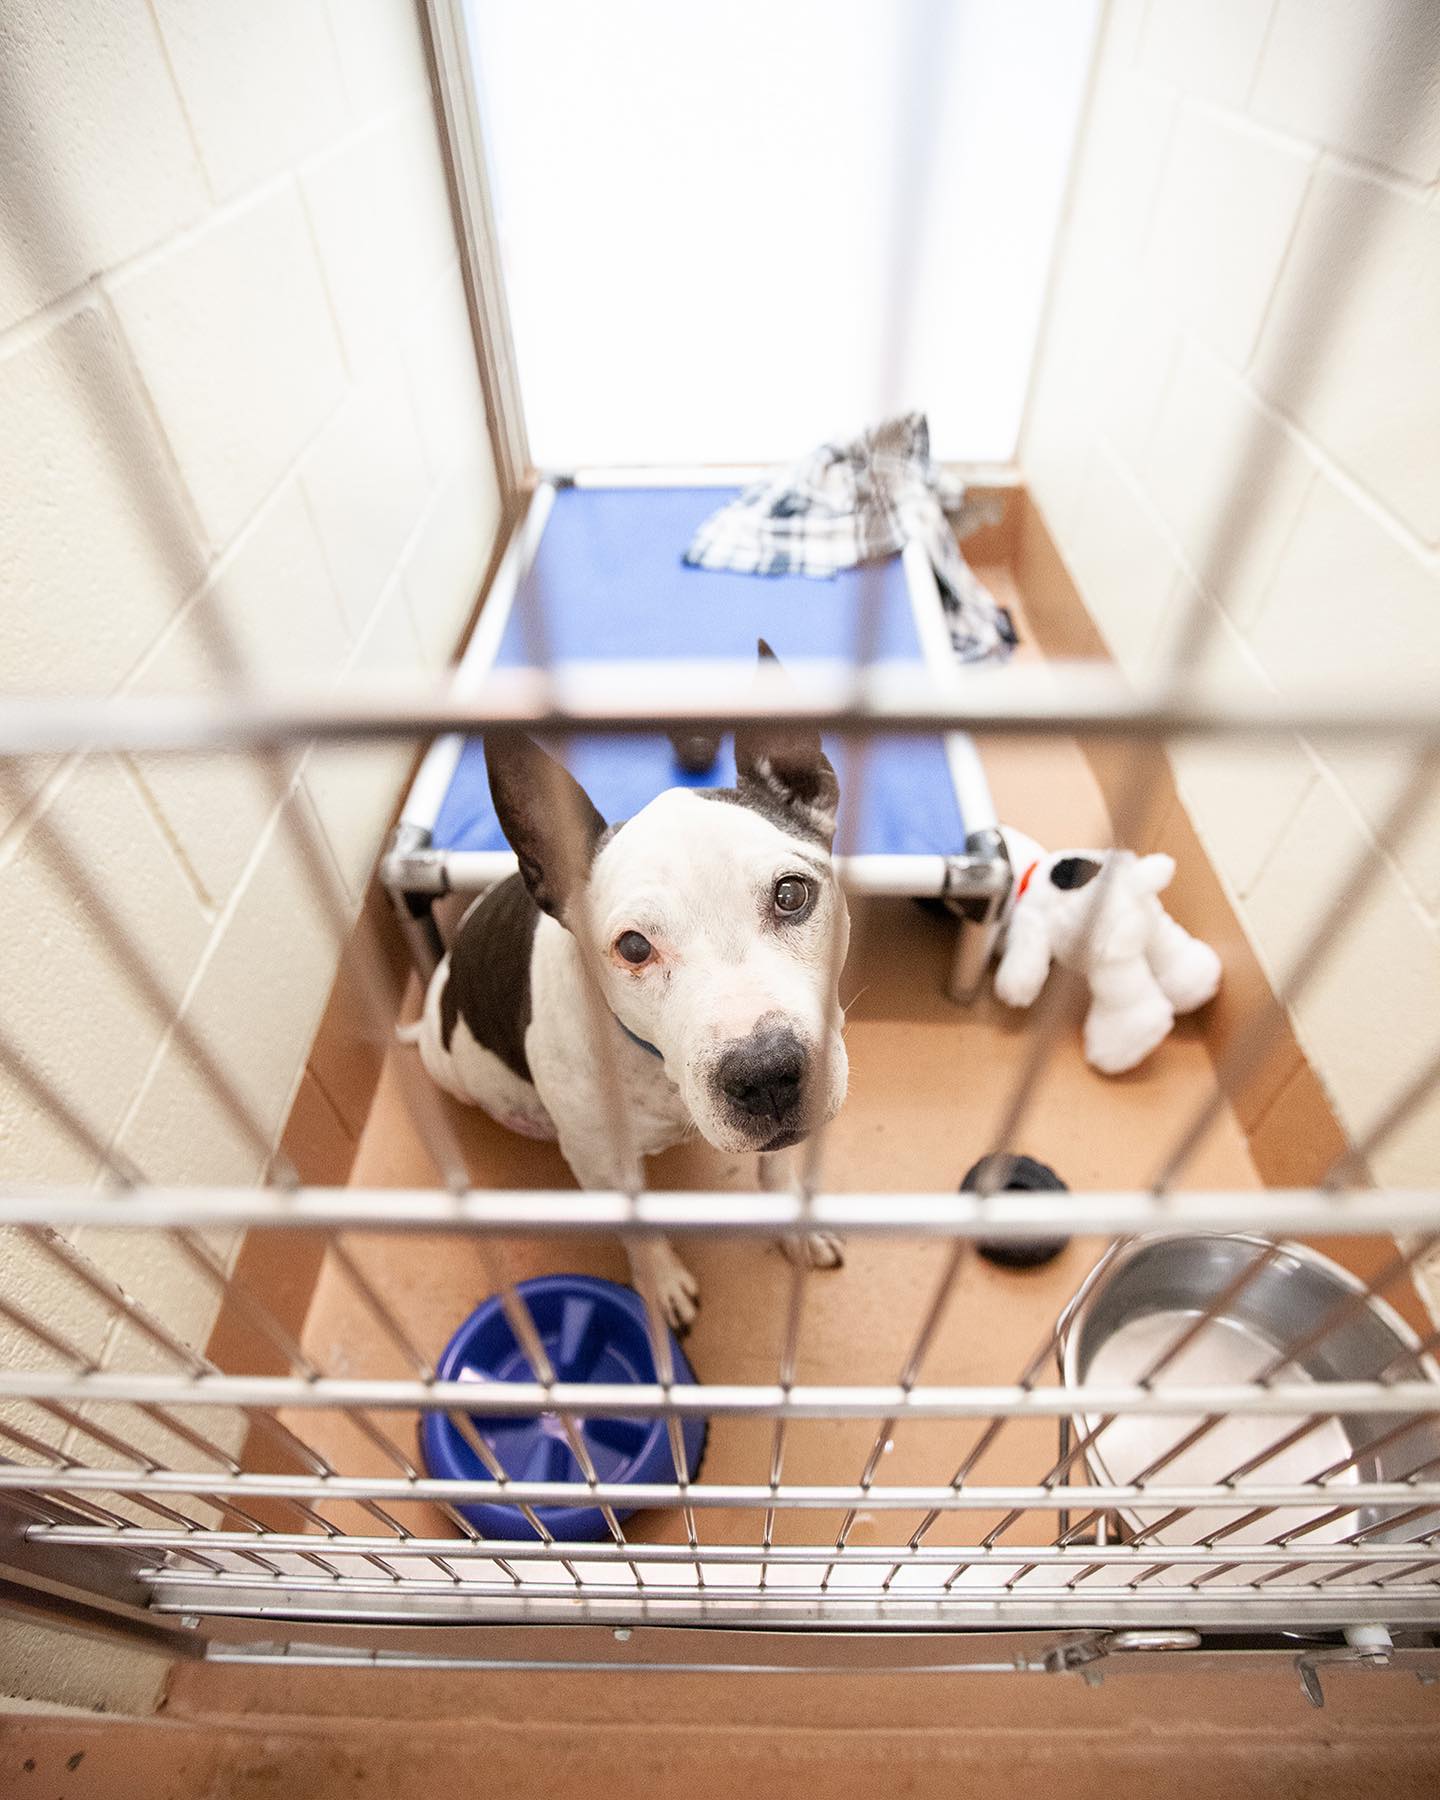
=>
[947,912,1001,1005]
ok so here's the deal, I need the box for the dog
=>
[404,644,850,1329]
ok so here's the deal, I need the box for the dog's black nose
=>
[717,1027,807,1123]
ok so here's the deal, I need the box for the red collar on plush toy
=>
[1014,859,1039,901]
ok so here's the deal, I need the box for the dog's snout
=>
[716,1027,807,1124]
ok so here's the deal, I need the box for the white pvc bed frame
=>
[380,467,1013,1002]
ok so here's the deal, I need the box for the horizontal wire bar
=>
[4,1370,1439,1421]
[29,1528,1440,1569]
[2,1186,1437,1237]
[137,1571,1440,1605]
[3,662,1440,758]
[174,1595,1440,1634]
[6,1466,1440,1511]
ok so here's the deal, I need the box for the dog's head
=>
[485,647,849,1154]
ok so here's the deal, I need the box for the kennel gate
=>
[3,599,1440,1701]
[3,0,1440,1709]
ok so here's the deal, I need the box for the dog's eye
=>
[615,930,653,965]
[773,876,811,917]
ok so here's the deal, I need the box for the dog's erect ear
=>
[485,730,607,923]
[733,639,840,847]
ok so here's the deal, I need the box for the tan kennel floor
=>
[285,562,1267,1552]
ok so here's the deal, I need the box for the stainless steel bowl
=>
[1058,1233,1440,1552]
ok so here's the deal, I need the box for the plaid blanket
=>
[683,413,1016,662]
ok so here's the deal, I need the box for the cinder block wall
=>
[1021,0,1440,1194]
[0,0,499,1708]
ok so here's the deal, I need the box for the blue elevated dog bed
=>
[383,477,1009,998]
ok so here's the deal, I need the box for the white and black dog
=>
[406,645,850,1329]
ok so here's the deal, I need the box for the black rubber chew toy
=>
[961,1152,1070,1269]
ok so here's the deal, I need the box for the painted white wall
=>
[1021,0,1440,1195]
[464,0,1100,467]
[0,0,498,1710]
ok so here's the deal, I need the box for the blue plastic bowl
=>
[420,1274,707,1543]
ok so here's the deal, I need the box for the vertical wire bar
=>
[759,1253,808,1590]
[781,714,875,1582]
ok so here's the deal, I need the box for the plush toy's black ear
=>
[484,730,607,923]
[732,639,840,848]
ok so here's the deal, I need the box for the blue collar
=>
[616,1017,663,1059]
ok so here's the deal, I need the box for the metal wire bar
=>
[823,1239,971,1582]
[0,188,512,1551]
[442,555,653,1581]
[441,1406,578,1584]
[30,1527,1440,1573]
[7,1185,1440,1239]
[7,1368,1440,1423]
[130,1568,1440,1606]
[14,1465,1436,1513]
[760,1252,810,1589]
[8,666,1440,759]
[773,714,876,1575]
[0,1045,403,1536]
[0,74,476,1226]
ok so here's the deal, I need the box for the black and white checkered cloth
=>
[683,413,1016,662]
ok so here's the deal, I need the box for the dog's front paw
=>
[781,1231,845,1270]
[627,1241,700,1333]
[654,1247,701,1333]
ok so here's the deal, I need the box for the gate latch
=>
[1044,1628,1202,1683]
[1296,1624,1393,1709]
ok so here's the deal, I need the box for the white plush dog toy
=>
[994,826,1222,1074]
